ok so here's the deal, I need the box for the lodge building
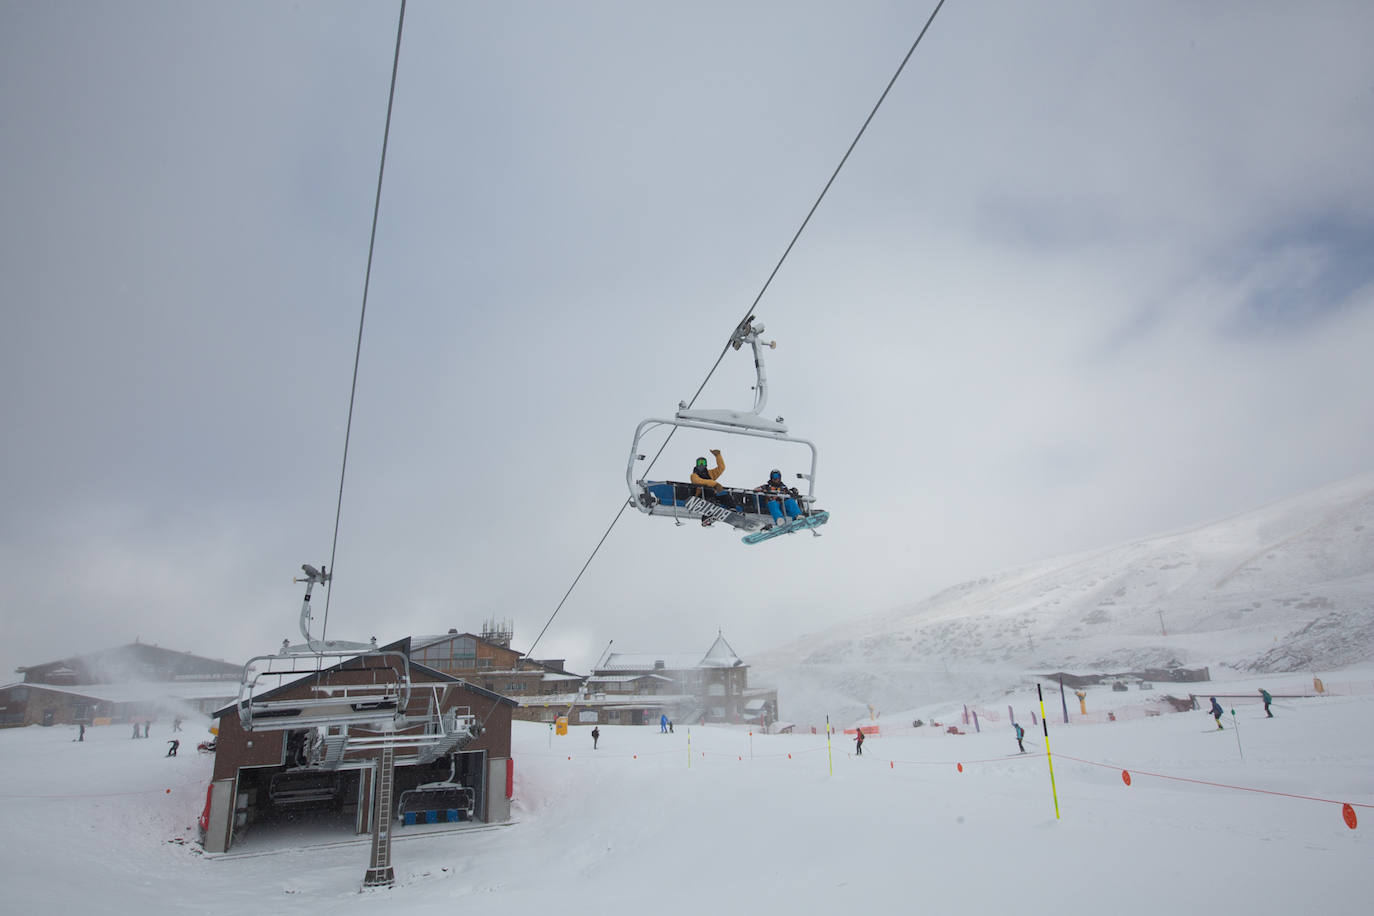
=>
[1,641,241,729]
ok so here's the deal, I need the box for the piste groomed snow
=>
[3,672,1370,915]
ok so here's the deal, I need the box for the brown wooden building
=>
[202,637,517,854]
[2,642,241,729]
[409,629,580,698]
[512,632,779,727]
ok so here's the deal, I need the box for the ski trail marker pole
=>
[1231,709,1244,761]
[1038,684,1061,819]
[825,715,834,776]
[687,728,691,769]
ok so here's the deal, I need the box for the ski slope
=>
[2,670,1370,915]
[755,472,1374,724]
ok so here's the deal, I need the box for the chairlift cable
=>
[513,0,948,669]
[320,0,408,647]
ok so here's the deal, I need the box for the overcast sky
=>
[3,1,1373,680]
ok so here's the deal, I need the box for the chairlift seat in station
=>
[237,651,412,733]
[396,783,475,825]
[237,564,416,733]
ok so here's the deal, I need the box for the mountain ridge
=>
[754,471,1374,723]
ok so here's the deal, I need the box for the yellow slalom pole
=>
[825,715,834,776]
[1037,683,1061,819]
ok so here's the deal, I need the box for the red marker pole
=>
[1038,684,1061,820]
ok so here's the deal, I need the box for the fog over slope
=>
[755,472,1374,724]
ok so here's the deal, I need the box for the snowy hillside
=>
[755,473,1374,724]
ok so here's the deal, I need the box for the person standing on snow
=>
[591,726,600,750]
[660,713,668,733]
[1014,722,1026,753]
[1259,688,1274,718]
[1209,697,1225,730]
[854,729,865,756]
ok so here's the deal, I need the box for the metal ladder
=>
[363,743,396,887]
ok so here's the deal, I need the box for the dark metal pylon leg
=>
[363,743,396,887]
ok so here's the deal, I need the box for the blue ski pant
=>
[766,497,800,523]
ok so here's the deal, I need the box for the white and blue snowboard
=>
[741,511,829,545]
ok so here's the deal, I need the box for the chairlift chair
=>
[626,317,829,543]
[236,564,413,733]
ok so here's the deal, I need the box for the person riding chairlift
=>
[690,449,739,526]
[755,469,802,530]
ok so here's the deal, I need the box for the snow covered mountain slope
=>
[755,472,1374,723]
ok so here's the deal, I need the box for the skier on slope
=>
[854,729,865,756]
[1014,722,1026,753]
[1259,688,1274,718]
[1209,697,1225,730]
[591,726,600,750]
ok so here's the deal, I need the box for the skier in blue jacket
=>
[1259,688,1274,718]
[1209,697,1224,730]
[1013,722,1026,753]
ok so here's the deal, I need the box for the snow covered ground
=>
[3,668,1371,915]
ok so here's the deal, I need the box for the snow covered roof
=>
[601,653,703,671]
[699,632,745,668]
[600,634,747,672]
[6,680,239,703]
[516,694,695,707]
[588,674,674,684]
[541,672,584,682]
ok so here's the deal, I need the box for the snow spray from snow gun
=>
[1038,684,1061,820]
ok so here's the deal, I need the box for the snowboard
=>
[741,510,830,545]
